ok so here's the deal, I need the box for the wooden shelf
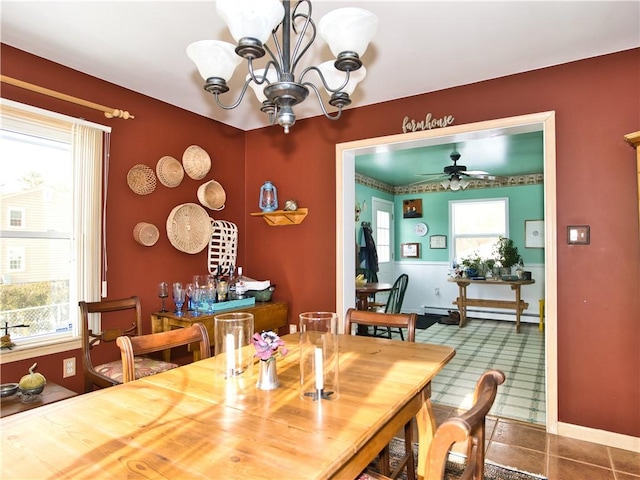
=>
[250,208,308,226]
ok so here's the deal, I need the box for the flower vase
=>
[256,358,279,390]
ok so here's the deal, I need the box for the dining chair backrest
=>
[344,307,416,342]
[116,323,211,383]
[79,296,143,392]
[384,274,409,314]
[424,369,506,480]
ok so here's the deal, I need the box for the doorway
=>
[335,112,558,433]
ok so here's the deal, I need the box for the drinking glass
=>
[173,282,185,316]
[158,282,169,312]
[190,287,202,317]
[185,283,195,311]
[214,313,254,379]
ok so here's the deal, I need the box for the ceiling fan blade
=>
[415,172,445,177]
[461,172,507,181]
[463,170,490,175]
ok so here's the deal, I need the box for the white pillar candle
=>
[225,333,235,376]
[314,347,324,390]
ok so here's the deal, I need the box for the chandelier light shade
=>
[187,0,379,133]
[441,175,470,191]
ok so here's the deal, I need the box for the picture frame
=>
[525,220,545,248]
[429,235,447,249]
[401,242,420,258]
[403,199,423,218]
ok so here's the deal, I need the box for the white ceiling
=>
[1,1,638,132]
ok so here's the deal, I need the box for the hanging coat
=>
[359,222,379,273]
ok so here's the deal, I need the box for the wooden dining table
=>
[355,282,394,311]
[0,334,454,480]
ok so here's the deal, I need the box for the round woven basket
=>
[166,203,212,254]
[197,180,226,210]
[156,156,184,188]
[127,164,157,195]
[182,145,211,180]
[133,222,160,246]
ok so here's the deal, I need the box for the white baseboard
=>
[557,422,640,453]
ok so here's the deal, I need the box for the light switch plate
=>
[567,225,590,245]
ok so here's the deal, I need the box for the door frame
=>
[335,111,558,432]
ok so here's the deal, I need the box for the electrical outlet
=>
[63,358,76,378]
[289,324,297,334]
[434,287,440,296]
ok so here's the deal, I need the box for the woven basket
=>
[197,180,226,210]
[133,222,160,246]
[127,164,157,195]
[182,145,211,180]
[166,203,212,254]
[156,156,184,188]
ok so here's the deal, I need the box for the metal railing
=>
[0,303,71,340]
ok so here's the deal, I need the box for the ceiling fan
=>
[414,148,505,191]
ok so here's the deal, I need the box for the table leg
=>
[356,293,371,336]
[458,283,467,328]
[415,383,436,480]
[513,285,522,333]
[151,314,172,363]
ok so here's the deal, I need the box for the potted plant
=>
[493,237,522,275]
[460,252,484,278]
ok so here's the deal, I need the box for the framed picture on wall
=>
[403,199,423,218]
[401,243,421,258]
[429,235,447,249]
[525,220,545,248]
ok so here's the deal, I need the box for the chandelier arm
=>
[263,44,285,78]
[299,65,351,94]
[303,82,343,121]
[289,1,316,75]
[247,59,281,84]
[211,78,253,110]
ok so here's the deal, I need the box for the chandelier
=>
[187,0,378,134]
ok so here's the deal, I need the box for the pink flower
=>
[252,331,288,361]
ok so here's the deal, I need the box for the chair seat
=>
[95,357,177,383]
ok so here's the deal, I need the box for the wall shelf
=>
[250,208,308,226]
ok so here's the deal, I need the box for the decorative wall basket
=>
[197,180,226,210]
[166,203,212,254]
[133,222,160,246]
[208,220,238,276]
[127,164,156,195]
[182,145,211,180]
[156,155,184,188]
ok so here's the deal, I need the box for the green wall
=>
[356,183,544,265]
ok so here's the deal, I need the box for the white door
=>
[371,197,394,285]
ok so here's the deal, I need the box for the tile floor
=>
[415,318,546,425]
[431,403,640,480]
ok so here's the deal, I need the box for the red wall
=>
[1,44,638,438]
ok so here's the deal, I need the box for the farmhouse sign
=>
[402,113,455,133]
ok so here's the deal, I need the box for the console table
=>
[448,278,535,333]
[0,381,77,418]
[151,301,289,361]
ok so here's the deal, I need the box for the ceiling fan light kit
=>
[187,0,378,134]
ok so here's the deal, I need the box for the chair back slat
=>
[116,323,211,383]
[344,308,416,342]
[385,274,409,314]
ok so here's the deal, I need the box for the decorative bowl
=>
[0,383,19,398]
[246,285,276,302]
[19,384,45,396]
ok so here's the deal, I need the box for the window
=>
[9,209,24,228]
[0,100,108,350]
[375,209,391,263]
[450,199,508,264]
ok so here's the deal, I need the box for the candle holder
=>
[214,313,254,380]
[299,312,339,401]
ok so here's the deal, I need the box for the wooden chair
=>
[116,323,210,383]
[373,274,409,340]
[79,296,177,392]
[359,369,506,480]
[345,308,417,480]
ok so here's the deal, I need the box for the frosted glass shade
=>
[247,68,279,103]
[187,40,242,81]
[317,61,366,95]
[318,7,379,57]
[216,0,284,43]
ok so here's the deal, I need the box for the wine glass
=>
[173,282,185,316]
[158,282,168,312]
[190,287,202,317]
[185,283,195,311]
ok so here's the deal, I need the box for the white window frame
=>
[449,198,509,265]
[7,247,25,272]
[8,208,25,228]
[0,99,110,362]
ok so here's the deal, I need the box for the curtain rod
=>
[0,75,134,120]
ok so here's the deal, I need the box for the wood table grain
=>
[0,334,454,480]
